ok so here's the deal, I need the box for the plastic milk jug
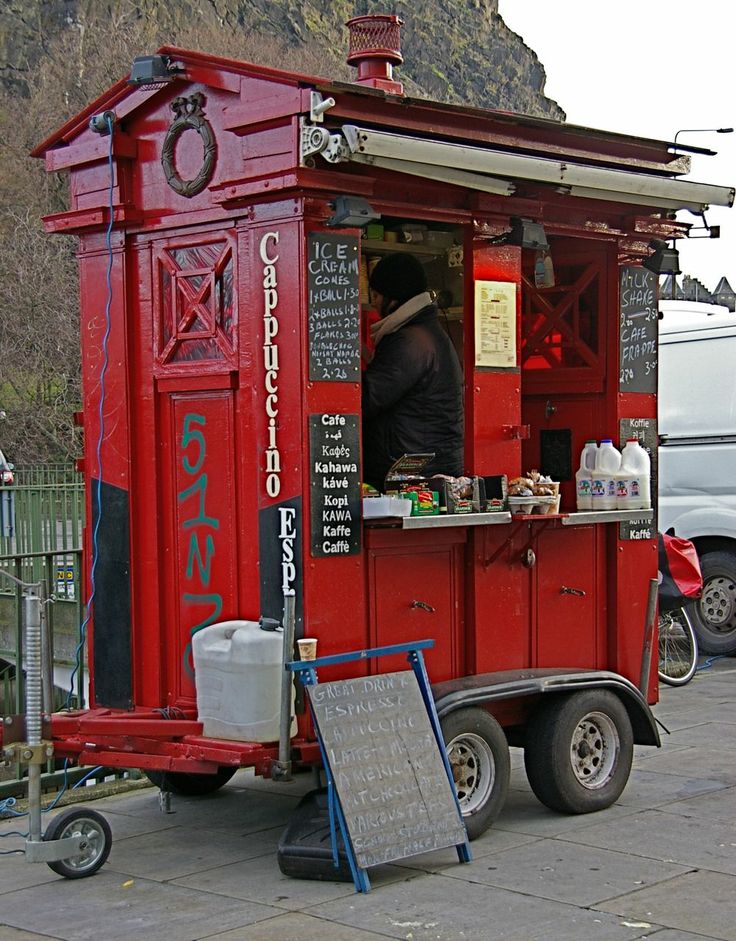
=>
[575,440,598,510]
[592,439,621,510]
[617,438,652,510]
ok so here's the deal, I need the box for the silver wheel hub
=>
[569,711,619,790]
[58,819,105,872]
[701,577,736,631]
[447,732,495,815]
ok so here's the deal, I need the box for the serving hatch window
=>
[360,219,465,366]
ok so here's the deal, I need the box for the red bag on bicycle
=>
[658,532,703,611]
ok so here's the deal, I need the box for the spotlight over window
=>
[488,217,549,250]
[326,196,380,228]
[508,217,549,251]
[642,239,681,276]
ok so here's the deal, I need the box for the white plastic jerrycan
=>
[192,619,296,742]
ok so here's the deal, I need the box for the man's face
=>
[370,287,396,317]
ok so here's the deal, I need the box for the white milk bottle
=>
[615,466,633,510]
[592,439,621,510]
[575,440,598,510]
[618,437,652,509]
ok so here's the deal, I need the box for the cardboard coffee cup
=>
[297,637,318,661]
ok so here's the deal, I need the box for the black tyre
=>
[658,606,698,686]
[524,690,633,814]
[690,550,736,655]
[145,766,237,796]
[441,707,510,841]
[44,807,112,879]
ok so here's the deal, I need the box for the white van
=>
[658,299,736,654]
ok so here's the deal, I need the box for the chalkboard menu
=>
[619,266,657,394]
[308,671,467,869]
[619,417,658,541]
[309,414,361,557]
[308,232,361,382]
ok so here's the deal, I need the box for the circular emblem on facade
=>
[161,93,217,198]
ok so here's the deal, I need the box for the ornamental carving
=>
[161,93,216,198]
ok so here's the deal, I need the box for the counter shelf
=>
[562,509,654,526]
[363,508,653,530]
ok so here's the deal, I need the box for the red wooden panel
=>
[468,526,532,674]
[77,240,131,490]
[521,395,604,513]
[366,528,466,682]
[126,240,163,707]
[535,525,599,668]
[161,391,239,705]
[467,239,522,477]
[612,534,659,701]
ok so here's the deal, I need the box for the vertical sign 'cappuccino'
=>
[257,226,303,629]
[260,231,282,498]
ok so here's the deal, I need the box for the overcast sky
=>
[499,1,735,292]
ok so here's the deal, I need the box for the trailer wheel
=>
[441,708,510,840]
[145,766,237,796]
[524,690,633,814]
[44,807,112,879]
[690,550,736,655]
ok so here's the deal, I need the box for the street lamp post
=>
[673,126,733,148]
[670,128,733,297]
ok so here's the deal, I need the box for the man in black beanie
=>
[362,252,464,491]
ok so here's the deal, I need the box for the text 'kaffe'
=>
[309,414,361,557]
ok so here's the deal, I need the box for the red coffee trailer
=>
[23,16,734,838]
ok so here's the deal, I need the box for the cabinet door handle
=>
[411,600,436,613]
[560,586,586,597]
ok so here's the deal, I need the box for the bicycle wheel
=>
[658,606,698,686]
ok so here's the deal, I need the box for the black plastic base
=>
[277,789,353,882]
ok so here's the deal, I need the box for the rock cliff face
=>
[0,0,564,120]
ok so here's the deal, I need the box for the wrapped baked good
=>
[532,484,554,496]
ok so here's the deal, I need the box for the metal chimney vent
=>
[345,14,404,94]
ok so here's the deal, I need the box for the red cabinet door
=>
[366,528,466,681]
[535,525,599,669]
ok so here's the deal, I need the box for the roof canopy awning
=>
[303,123,735,215]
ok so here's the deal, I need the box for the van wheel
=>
[441,708,510,840]
[145,767,237,795]
[524,691,633,814]
[690,550,736,655]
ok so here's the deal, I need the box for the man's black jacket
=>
[362,303,464,490]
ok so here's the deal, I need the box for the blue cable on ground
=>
[697,654,729,672]
[0,797,23,818]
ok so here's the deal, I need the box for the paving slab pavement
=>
[1,659,735,941]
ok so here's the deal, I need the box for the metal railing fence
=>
[12,464,81,487]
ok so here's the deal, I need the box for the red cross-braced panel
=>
[157,240,235,366]
[521,255,606,391]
